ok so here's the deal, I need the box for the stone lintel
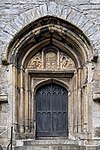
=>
[28,70,75,78]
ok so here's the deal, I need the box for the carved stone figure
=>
[28,54,42,69]
[32,57,42,69]
[46,52,57,69]
[60,56,75,69]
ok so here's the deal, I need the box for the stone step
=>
[14,140,99,150]
[23,139,78,146]
[14,144,84,150]
[14,145,100,150]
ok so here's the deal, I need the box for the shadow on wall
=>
[0,145,3,150]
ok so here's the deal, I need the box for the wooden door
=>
[36,83,68,137]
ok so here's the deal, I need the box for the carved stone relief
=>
[46,52,57,69]
[27,53,42,69]
[60,54,75,70]
[27,49,75,70]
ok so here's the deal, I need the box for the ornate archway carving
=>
[3,16,93,139]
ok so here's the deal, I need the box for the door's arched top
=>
[2,15,93,69]
[34,79,69,94]
[36,83,68,95]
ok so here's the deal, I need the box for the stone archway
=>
[2,16,94,140]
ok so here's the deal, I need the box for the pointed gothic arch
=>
[34,79,70,94]
[3,16,94,139]
[3,15,92,67]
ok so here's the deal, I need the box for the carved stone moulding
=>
[2,16,93,69]
[1,16,96,139]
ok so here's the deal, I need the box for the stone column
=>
[19,66,24,133]
[13,65,18,133]
[83,66,88,133]
[77,68,82,133]
[30,77,34,133]
[73,72,78,133]
[24,69,29,133]
[71,73,74,135]
[71,75,75,135]
[57,50,60,69]
[42,50,44,69]
[68,82,73,138]
[27,74,33,133]
[87,63,93,136]
[81,68,84,132]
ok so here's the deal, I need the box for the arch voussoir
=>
[2,3,99,63]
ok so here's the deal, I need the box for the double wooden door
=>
[36,83,68,137]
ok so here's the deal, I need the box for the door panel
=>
[36,83,68,137]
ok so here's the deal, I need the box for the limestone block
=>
[0,8,19,15]
[0,113,7,126]
[93,81,100,100]
[86,146,97,150]
[93,102,100,111]
[0,31,13,44]
[93,116,100,128]
[0,95,8,103]
[90,0,100,3]
[47,2,62,16]
[94,127,100,137]
[93,112,100,119]
[93,93,100,101]
[4,25,18,36]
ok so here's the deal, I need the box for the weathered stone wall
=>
[0,0,100,148]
